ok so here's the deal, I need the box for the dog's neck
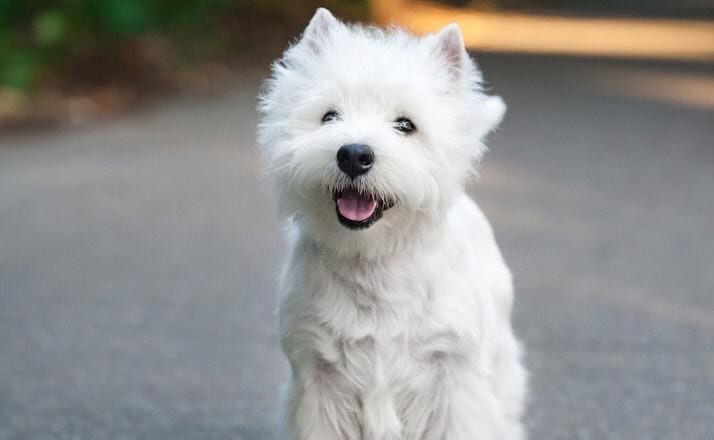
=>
[299,228,444,338]
[308,210,448,263]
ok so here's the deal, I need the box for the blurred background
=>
[1,0,712,439]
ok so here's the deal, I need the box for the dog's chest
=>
[327,315,471,435]
[321,266,476,392]
[284,229,487,424]
[336,325,463,379]
[311,238,480,373]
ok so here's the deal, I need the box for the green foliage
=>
[34,9,68,46]
[0,0,252,91]
[0,0,369,92]
[0,50,39,89]
[91,0,154,36]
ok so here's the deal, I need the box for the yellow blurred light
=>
[370,0,714,61]
[593,68,714,109]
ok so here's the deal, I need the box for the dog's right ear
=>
[483,95,506,133]
[302,8,341,53]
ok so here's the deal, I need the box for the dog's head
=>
[258,8,505,257]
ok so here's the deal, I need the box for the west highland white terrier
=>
[257,8,526,440]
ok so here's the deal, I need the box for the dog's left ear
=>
[434,23,467,80]
[302,8,342,53]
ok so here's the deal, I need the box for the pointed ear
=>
[302,8,341,53]
[434,23,466,79]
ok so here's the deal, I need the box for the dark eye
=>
[394,117,416,134]
[321,110,340,124]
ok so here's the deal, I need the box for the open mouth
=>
[332,188,394,230]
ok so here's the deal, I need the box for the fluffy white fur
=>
[258,8,526,439]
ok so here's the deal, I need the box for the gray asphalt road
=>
[1,55,713,439]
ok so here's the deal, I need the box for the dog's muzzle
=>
[333,143,395,229]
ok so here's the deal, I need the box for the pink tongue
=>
[337,190,377,222]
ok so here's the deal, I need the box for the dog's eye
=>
[321,110,340,124]
[394,117,416,134]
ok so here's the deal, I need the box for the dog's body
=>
[258,9,526,439]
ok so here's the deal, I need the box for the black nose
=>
[336,144,374,179]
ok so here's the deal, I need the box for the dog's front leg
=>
[285,361,361,440]
[357,346,403,440]
[440,376,511,440]
[410,364,513,440]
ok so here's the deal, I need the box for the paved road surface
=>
[1,55,713,439]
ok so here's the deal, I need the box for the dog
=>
[257,8,526,439]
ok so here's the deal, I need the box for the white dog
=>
[257,8,526,439]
